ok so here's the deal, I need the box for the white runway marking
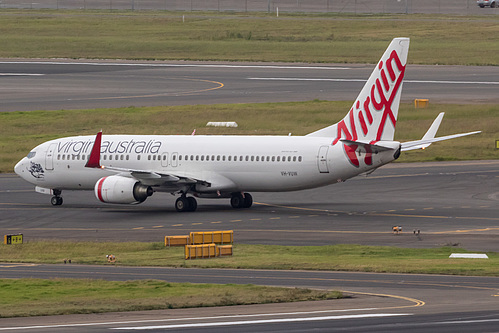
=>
[0,308,404,330]
[113,313,412,330]
[0,61,349,70]
[0,73,45,76]
[248,77,499,85]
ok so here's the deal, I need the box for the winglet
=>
[85,131,102,168]
[401,113,481,152]
[422,112,445,141]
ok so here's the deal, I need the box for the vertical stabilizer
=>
[307,38,410,142]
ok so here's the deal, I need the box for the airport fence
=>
[0,0,495,15]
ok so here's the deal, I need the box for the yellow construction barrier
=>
[4,234,23,245]
[414,99,429,108]
[189,231,233,245]
[185,244,217,260]
[217,245,233,257]
[165,235,190,247]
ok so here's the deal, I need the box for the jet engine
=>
[94,175,153,204]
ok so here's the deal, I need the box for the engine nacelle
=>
[94,175,153,204]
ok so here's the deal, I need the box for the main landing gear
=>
[175,192,253,212]
[50,189,63,206]
[175,195,197,212]
[231,192,253,209]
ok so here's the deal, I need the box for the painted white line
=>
[0,307,392,331]
[248,77,499,85]
[0,61,349,70]
[113,313,412,330]
[436,318,499,325]
[0,73,45,76]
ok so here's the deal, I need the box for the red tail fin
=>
[85,131,102,168]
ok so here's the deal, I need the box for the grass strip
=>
[0,278,341,317]
[0,11,498,65]
[1,241,498,276]
[1,101,497,172]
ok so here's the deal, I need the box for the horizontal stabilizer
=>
[401,131,481,151]
[401,113,480,151]
[340,139,400,154]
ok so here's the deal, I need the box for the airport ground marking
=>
[0,311,410,331]
[113,313,412,330]
[71,78,224,101]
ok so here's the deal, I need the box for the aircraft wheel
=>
[51,196,63,206]
[242,193,253,208]
[230,193,244,209]
[187,197,197,212]
[175,197,189,212]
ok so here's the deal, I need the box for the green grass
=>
[1,241,498,276]
[1,101,497,172]
[0,11,498,64]
[0,278,341,317]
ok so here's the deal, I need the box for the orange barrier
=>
[216,245,233,257]
[165,236,190,247]
[189,231,233,245]
[414,99,429,108]
[185,244,217,260]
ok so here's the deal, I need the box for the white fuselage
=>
[14,134,397,195]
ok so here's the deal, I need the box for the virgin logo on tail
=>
[332,47,407,167]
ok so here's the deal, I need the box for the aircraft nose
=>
[14,158,26,177]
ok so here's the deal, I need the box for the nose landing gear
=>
[50,189,63,206]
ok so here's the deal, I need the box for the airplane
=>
[14,38,480,212]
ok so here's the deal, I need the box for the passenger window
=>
[137,155,141,161]
[298,156,302,162]
[276,156,280,162]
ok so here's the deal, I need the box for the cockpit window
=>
[27,151,36,159]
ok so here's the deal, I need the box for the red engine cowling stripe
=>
[96,177,107,202]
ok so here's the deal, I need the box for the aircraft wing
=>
[400,112,481,151]
[84,131,210,189]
